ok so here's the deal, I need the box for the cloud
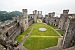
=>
[0,0,75,16]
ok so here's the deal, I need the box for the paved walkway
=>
[31,36,60,38]
[55,29,60,30]
[57,37,63,47]
[15,43,28,50]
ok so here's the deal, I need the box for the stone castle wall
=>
[44,10,75,50]
[0,9,75,50]
[0,9,34,50]
[44,12,59,26]
[62,18,75,49]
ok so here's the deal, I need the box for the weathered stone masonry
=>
[0,9,75,50]
[62,18,75,49]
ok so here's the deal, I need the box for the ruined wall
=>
[58,14,66,29]
[49,17,59,26]
[28,19,33,26]
[62,18,75,49]
[44,12,59,26]
[0,20,21,40]
[45,16,49,24]
[0,19,22,50]
[33,10,38,23]
[38,11,43,19]
[22,9,29,31]
[58,10,69,30]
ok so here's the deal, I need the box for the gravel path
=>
[16,43,28,50]
[31,36,60,38]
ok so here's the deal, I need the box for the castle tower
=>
[38,11,43,18]
[48,12,55,17]
[58,10,69,30]
[22,9,28,31]
[62,17,75,49]
[33,10,38,23]
[38,11,42,15]
[52,12,55,17]
[63,10,69,17]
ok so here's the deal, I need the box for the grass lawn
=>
[24,37,58,50]
[49,24,64,36]
[56,30,64,36]
[31,23,59,36]
[16,27,32,42]
[16,23,60,50]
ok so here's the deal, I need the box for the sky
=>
[0,0,75,16]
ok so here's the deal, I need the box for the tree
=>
[0,11,22,22]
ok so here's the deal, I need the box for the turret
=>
[22,9,28,18]
[48,12,55,17]
[33,10,37,14]
[33,10,38,23]
[21,9,28,31]
[38,11,42,15]
[63,10,69,16]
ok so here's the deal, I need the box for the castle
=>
[0,9,75,50]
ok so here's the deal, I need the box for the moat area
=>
[16,22,63,50]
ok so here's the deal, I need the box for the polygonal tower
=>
[48,12,55,17]
[63,10,69,17]
[38,11,43,18]
[58,10,69,30]
[22,9,28,31]
[33,10,38,23]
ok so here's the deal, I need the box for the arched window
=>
[0,32,2,35]
[17,22,20,26]
[54,20,56,22]
[6,32,9,37]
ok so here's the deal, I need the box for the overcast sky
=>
[0,0,75,16]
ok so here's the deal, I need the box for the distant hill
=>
[0,11,22,22]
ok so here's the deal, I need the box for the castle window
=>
[17,22,20,26]
[2,27,4,29]
[0,32,2,35]
[6,32,9,37]
[54,20,56,22]
[31,16,32,18]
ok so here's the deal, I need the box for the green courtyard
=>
[16,23,62,50]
